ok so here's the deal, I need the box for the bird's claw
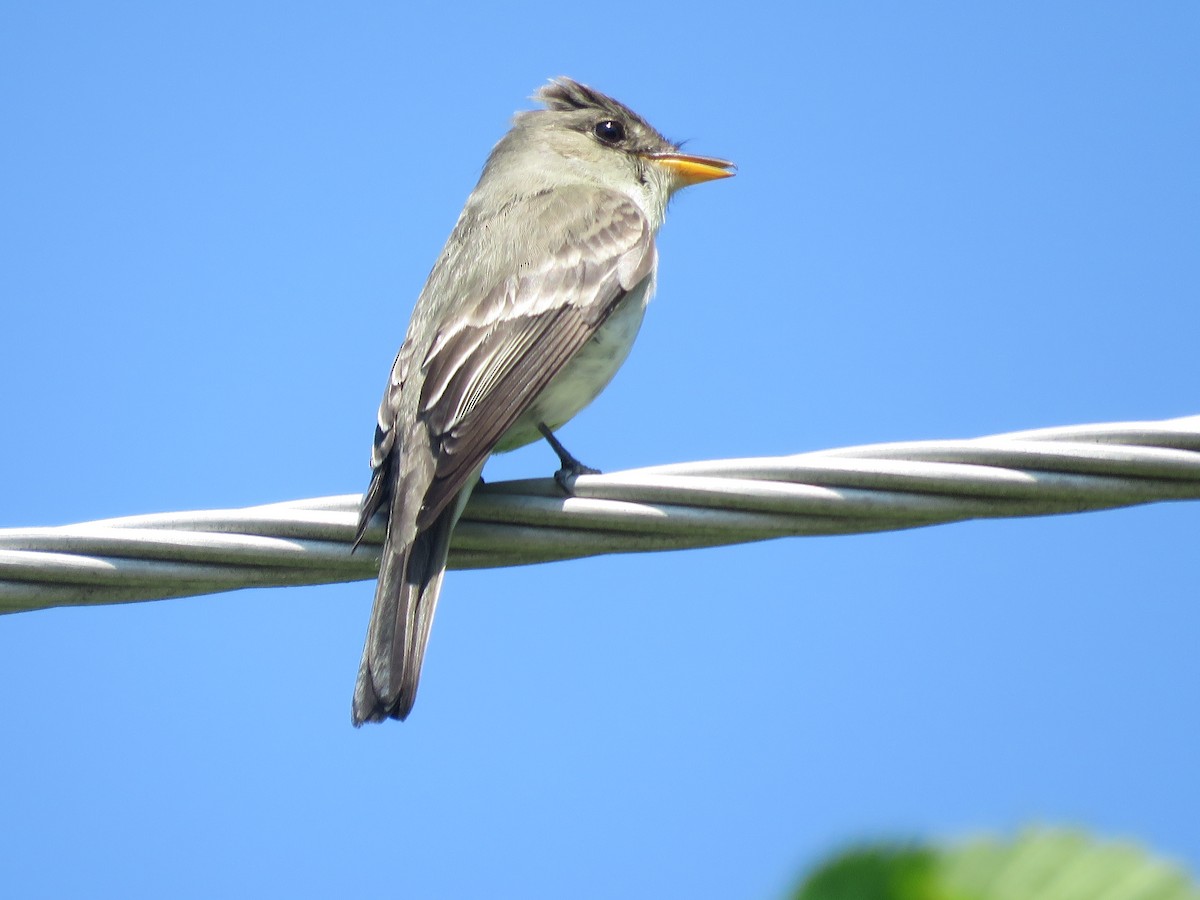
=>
[539,422,601,496]
[553,460,601,495]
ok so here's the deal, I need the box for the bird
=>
[351,77,734,724]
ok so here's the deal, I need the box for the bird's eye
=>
[593,119,626,144]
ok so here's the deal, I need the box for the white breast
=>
[496,276,653,452]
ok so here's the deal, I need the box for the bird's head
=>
[484,77,735,228]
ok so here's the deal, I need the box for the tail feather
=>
[352,504,456,725]
[352,477,484,726]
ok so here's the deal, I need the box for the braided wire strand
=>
[3,415,1198,613]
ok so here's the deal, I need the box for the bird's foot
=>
[538,423,601,495]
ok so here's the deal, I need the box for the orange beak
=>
[643,151,736,187]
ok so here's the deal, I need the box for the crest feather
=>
[533,77,642,122]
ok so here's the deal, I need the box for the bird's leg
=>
[538,423,600,494]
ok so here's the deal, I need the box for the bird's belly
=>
[495,282,651,452]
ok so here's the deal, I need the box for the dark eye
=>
[593,119,626,144]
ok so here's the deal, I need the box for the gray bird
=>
[352,77,734,724]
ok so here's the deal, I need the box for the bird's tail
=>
[352,499,459,725]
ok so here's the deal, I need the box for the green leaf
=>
[793,829,1199,900]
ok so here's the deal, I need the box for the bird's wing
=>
[415,190,654,525]
[356,187,654,544]
[352,348,409,548]
[421,188,654,528]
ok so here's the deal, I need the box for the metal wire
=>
[3,414,1198,613]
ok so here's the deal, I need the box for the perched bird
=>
[352,77,734,724]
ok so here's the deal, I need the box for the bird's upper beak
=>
[642,151,736,188]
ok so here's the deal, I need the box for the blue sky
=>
[2,3,1198,897]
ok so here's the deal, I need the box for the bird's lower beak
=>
[643,152,737,187]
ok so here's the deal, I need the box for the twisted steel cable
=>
[3,415,1198,614]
